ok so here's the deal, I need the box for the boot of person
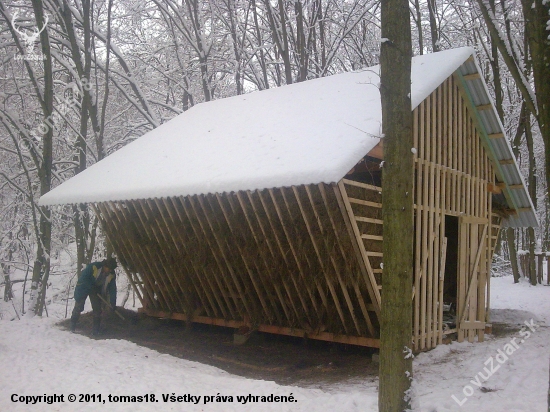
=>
[70,313,79,332]
[92,317,101,336]
[70,318,77,332]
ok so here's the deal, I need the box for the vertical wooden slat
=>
[164,197,230,319]
[257,189,304,324]
[176,196,238,319]
[194,194,256,320]
[314,184,376,336]
[291,186,358,335]
[154,198,216,319]
[234,191,285,324]
[438,238,448,345]
[141,199,194,313]
[130,201,185,312]
[246,191,295,323]
[245,191,301,324]
[119,201,176,311]
[210,194,271,322]
[161,198,220,318]
[269,188,321,326]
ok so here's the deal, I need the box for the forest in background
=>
[0,0,548,316]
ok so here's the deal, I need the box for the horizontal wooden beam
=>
[342,179,382,192]
[462,73,481,81]
[516,207,533,213]
[355,216,383,225]
[488,132,504,139]
[348,198,383,208]
[361,234,383,241]
[508,184,524,190]
[140,308,380,348]
[487,183,502,194]
[476,103,493,111]
[499,158,515,165]
[366,141,384,160]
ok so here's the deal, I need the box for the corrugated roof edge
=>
[455,56,538,228]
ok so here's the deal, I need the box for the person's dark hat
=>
[103,257,118,270]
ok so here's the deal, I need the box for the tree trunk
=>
[427,0,439,51]
[379,0,414,408]
[507,228,520,283]
[28,0,53,317]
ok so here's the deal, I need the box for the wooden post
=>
[537,254,544,284]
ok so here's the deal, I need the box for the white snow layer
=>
[1,275,549,411]
[40,47,474,206]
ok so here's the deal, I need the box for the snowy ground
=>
[1,273,549,412]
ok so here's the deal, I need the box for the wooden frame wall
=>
[94,184,381,347]
[410,75,497,350]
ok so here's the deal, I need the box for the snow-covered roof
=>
[40,47,536,227]
[39,48,473,207]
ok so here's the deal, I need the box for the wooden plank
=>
[293,185,362,335]
[234,192,284,324]
[249,190,303,321]
[362,234,383,241]
[176,196,238,318]
[334,182,381,313]
[164,197,221,319]
[272,187,321,327]
[315,184,376,336]
[342,179,382,192]
[414,105,422,350]
[165,197,231,320]
[157,198,218,319]
[488,132,504,139]
[348,198,383,208]
[104,202,156,309]
[355,216,384,225]
[124,201,179,311]
[142,199,195,315]
[459,224,488,328]
[366,251,383,257]
[475,103,493,111]
[284,186,349,333]
[196,195,257,319]
[142,309,381,348]
[420,162,429,349]
[257,190,305,323]
[136,200,189,312]
[438,238,448,345]
[487,183,502,194]
[109,201,164,310]
[212,193,272,322]
[499,158,515,165]
[462,73,481,81]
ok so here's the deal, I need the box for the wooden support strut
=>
[459,224,488,329]
[141,308,381,348]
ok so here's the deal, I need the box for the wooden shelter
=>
[41,48,537,351]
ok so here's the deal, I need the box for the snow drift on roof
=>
[40,47,474,206]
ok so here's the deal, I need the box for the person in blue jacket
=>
[70,257,118,335]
